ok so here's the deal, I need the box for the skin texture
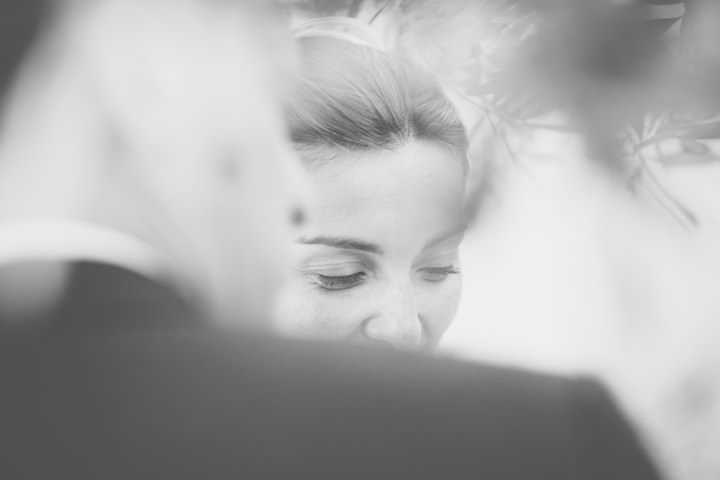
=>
[274,140,466,351]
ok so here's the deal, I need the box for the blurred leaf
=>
[463,79,497,97]
[664,118,720,139]
[656,153,720,166]
[636,162,699,227]
[629,118,646,145]
[347,0,364,17]
[280,0,364,16]
[681,138,711,155]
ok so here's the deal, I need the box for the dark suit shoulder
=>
[0,260,203,332]
[566,377,664,480]
[0,332,661,480]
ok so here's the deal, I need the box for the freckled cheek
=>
[273,279,375,340]
[417,275,462,342]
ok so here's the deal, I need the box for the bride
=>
[273,20,469,350]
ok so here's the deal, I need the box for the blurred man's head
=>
[0,0,309,324]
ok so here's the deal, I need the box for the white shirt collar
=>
[0,217,164,279]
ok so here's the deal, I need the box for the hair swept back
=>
[286,36,468,169]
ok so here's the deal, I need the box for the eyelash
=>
[310,272,367,291]
[418,266,460,282]
[307,266,459,292]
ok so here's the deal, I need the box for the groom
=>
[0,2,662,480]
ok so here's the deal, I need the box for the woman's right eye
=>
[310,272,367,291]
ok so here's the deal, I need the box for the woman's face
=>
[273,140,466,350]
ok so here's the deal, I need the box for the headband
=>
[291,16,385,51]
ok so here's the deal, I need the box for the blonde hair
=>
[286,30,468,169]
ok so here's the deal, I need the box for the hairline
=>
[294,135,468,174]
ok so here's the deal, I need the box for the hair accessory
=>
[291,17,385,51]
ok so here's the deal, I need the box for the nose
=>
[362,282,422,350]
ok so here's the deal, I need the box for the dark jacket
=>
[0,262,662,480]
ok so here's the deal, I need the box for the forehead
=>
[306,140,466,252]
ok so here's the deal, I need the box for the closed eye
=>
[310,272,367,291]
[418,266,460,282]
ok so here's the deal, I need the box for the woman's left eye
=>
[418,266,460,282]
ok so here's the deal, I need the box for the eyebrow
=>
[297,235,383,255]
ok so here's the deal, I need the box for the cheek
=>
[272,278,373,340]
[417,275,462,343]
